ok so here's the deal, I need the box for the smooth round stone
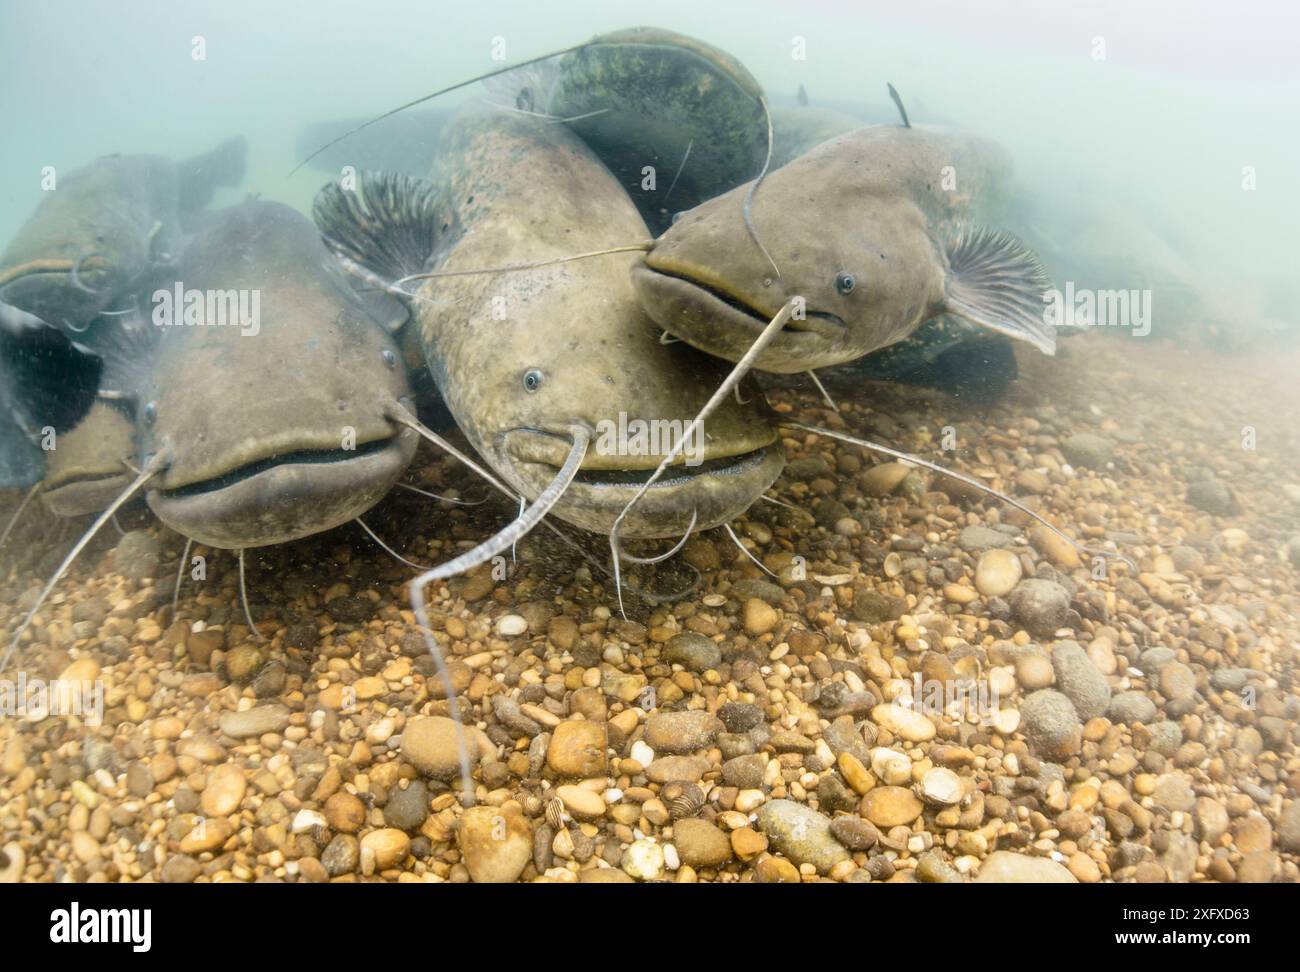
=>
[1015,654,1055,691]
[457,806,531,883]
[838,752,874,795]
[861,786,924,827]
[218,705,290,739]
[862,462,910,496]
[663,632,723,672]
[324,791,366,833]
[554,784,605,819]
[1159,662,1197,702]
[495,614,527,637]
[975,548,1023,598]
[870,703,936,742]
[975,850,1077,883]
[360,828,411,871]
[622,839,666,881]
[743,598,779,636]
[199,764,246,817]
[401,716,480,779]
[672,818,734,868]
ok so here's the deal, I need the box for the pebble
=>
[384,781,430,832]
[1009,579,1072,636]
[1108,691,1157,725]
[546,720,607,777]
[457,806,531,883]
[870,703,935,742]
[975,851,1078,883]
[829,816,879,851]
[360,829,411,871]
[672,819,734,868]
[975,548,1022,597]
[921,767,962,806]
[755,801,849,874]
[663,632,723,672]
[554,784,605,819]
[958,525,1012,553]
[743,598,779,636]
[1020,690,1083,759]
[200,764,246,817]
[644,710,723,753]
[219,705,290,739]
[861,786,924,827]
[324,791,367,833]
[1015,654,1055,691]
[622,839,666,881]
[1051,640,1112,720]
[401,716,481,779]
[495,614,527,637]
[1061,432,1114,469]
[1278,801,1300,853]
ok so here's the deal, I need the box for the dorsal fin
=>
[887,82,911,128]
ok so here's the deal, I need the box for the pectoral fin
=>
[312,171,446,290]
[943,225,1056,355]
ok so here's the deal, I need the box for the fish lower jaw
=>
[630,264,852,373]
[146,432,416,549]
[510,441,786,539]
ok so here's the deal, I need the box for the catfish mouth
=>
[147,431,417,549]
[504,427,786,539]
[631,263,849,373]
[41,471,133,518]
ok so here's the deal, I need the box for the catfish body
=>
[0,137,246,333]
[548,26,769,235]
[633,124,1054,373]
[316,108,784,539]
[97,199,416,549]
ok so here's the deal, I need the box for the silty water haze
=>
[0,0,1298,892]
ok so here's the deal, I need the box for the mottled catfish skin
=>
[317,108,785,539]
[634,124,1053,373]
[0,137,246,332]
[127,200,416,549]
[424,110,784,538]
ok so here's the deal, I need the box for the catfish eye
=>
[523,369,544,392]
[143,401,157,425]
[381,348,397,369]
[834,271,856,295]
[670,211,685,225]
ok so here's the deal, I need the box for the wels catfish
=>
[632,124,1055,373]
[314,108,785,540]
[546,26,769,235]
[0,136,247,333]
[89,199,418,550]
[3,199,423,665]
